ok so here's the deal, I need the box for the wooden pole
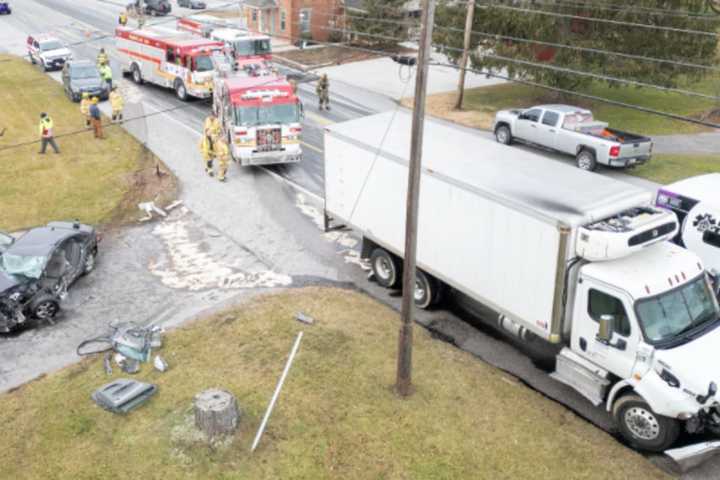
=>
[396,0,436,398]
[455,0,476,110]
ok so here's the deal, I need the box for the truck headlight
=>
[677,412,695,420]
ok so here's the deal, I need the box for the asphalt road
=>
[2,1,719,477]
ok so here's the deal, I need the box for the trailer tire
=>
[414,270,438,310]
[131,63,143,84]
[495,124,513,145]
[175,79,188,101]
[370,248,402,289]
[613,394,680,452]
[576,149,597,172]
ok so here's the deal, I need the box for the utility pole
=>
[396,0,436,398]
[454,0,475,110]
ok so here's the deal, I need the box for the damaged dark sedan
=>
[0,221,98,333]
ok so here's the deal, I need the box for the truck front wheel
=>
[414,270,440,309]
[576,149,597,171]
[370,248,402,289]
[613,394,680,452]
[495,125,513,145]
[131,64,143,84]
[175,79,188,101]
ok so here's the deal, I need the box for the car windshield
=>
[233,103,299,126]
[40,41,63,51]
[232,39,271,56]
[72,66,100,79]
[636,276,720,345]
[0,253,47,279]
[194,54,214,72]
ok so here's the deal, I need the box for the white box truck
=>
[324,111,720,452]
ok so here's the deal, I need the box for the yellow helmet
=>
[92,97,99,104]
[82,92,89,98]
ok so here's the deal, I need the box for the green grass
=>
[628,154,720,184]
[416,76,719,136]
[0,54,167,231]
[0,288,670,480]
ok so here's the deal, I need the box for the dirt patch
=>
[276,45,415,69]
[105,145,178,228]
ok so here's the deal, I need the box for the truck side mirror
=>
[697,381,717,405]
[597,314,614,343]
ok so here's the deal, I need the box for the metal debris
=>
[92,379,157,414]
[153,355,168,372]
[165,200,184,211]
[138,201,168,222]
[295,312,315,325]
[103,352,113,376]
[115,353,140,374]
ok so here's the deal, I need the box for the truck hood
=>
[0,270,20,295]
[654,320,720,397]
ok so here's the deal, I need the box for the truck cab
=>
[210,28,272,62]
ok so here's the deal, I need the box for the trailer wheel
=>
[175,79,188,101]
[495,124,513,145]
[613,394,680,452]
[414,270,438,310]
[370,248,402,289]
[576,149,597,172]
[131,64,143,84]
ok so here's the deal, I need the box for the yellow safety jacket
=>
[203,116,221,139]
[110,91,124,111]
[38,118,54,138]
[80,98,91,116]
[199,135,214,161]
[97,52,109,66]
[215,139,230,165]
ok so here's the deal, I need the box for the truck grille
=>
[256,128,282,152]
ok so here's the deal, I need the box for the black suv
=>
[128,0,171,16]
[62,60,109,102]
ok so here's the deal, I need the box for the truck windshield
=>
[636,276,720,345]
[233,39,271,56]
[40,41,63,51]
[233,103,299,126]
[194,55,215,72]
[0,253,47,279]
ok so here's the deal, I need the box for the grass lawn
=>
[412,76,719,136]
[0,54,176,231]
[0,288,670,480]
[628,154,720,185]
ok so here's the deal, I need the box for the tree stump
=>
[193,389,240,439]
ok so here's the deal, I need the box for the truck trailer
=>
[324,111,720,452]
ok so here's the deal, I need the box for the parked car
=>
[0,2,11,15]
[127,0,171,16]
[61,60,109,102]
[656,173,720,277]
[493,104,653,171]
[26,34,72,71]
[0,222,99,333]
[178,0,206,9]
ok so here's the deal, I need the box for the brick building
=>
[242,0,345,43]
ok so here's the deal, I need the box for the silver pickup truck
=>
[493,104,652,171]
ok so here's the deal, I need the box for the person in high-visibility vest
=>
[203,112,221,151]
[80,92,92,127]
[38,113,60,154]
[109,87,124,122]
[215,137,230,182]
[99,63,113,90]
[199,134,215,176]
[118,12,128,25]
[97,48,109,66]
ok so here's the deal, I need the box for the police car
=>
[657,173,720,276]
[26,34,72,71]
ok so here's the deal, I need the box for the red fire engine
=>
[115,26,224,100]
[177,15,272,63]
[213,73,303,166]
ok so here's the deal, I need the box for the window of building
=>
[588,289,631,337]
[281,10,287,31]
[299,8,311,34]
[252,9,257,22]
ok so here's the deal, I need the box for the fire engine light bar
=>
[242,89,289,99]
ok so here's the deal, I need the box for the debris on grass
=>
[295,312,314,325]
[92,379,157,414]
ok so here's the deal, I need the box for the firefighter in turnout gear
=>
[80,92,92,127]
[203,112,221,151]
[110,87,124,122]
[119,12,128,25]
[199,134,215,177]
[97,48,109,66]
[215,137,230,182]
[316,73,330,111]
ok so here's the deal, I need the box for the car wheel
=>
[613,394,680,452]
[414,270,439,310]
[495,124,513,145]
[82,249,97,275]
[370,248,402,289]
[175,79,188,101]
[131,63,143,84]
[576,149,597,171]
[31,295,60,321]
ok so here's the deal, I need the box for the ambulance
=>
[115,26,224,100]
